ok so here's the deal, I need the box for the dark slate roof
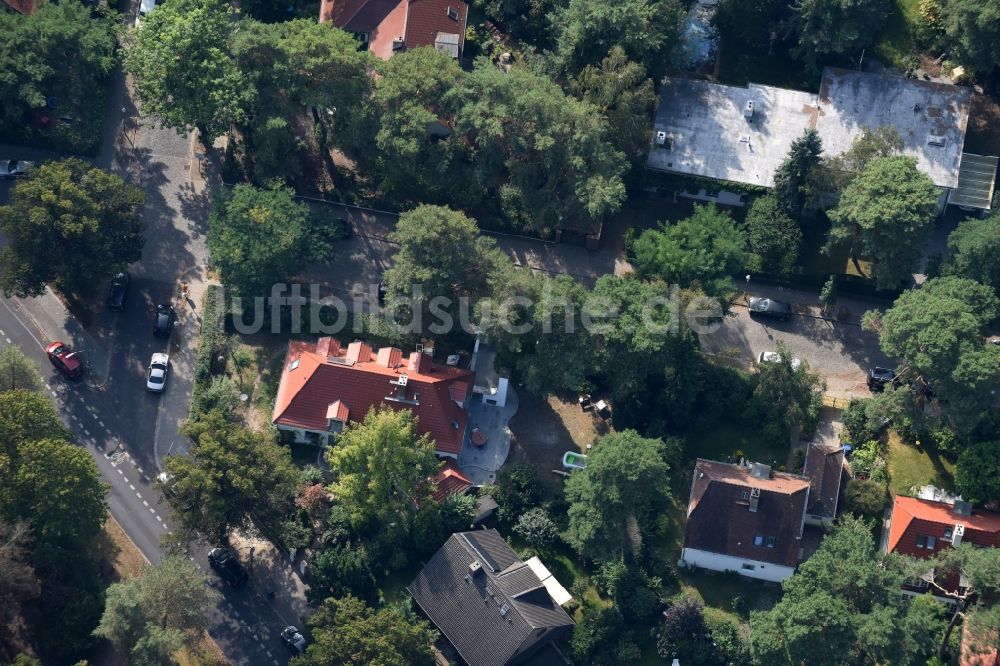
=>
[683,459,811,568]
[804,443,845,519]
[408,530,574,666]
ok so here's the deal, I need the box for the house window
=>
[740,489,751,501]
[926,536,936,549]
[753,535,763,546]
[445,5,459,20]
[905,577,929,589]
[741,563,755,571]
[943,527,953,540]
[765,536,776,549]
[288,358,300,371]
[916,535,926,548]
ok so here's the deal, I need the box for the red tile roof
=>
[403,0,467,54]
[272,338,474,455]
[2,0,37,14]
[318,0,467,60]
[684,459,811,567]
[887,495,1000,557]
[432,460,473,502]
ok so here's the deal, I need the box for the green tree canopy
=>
[955,439,1000,504]
[0,520,40,640]
[167,410,298,543]
[944,214,1000,294]
[0,159,145,297]
[125,0,252,138]
[0,346,43,394]
[788,0,889,67]
[744,194,802,273]
[384,205,509,335]
[772,128,823,215]
[450,64,626,237]
[632,204,747,299]
[0,2,116,130]
[871,276,1000,415]
[207,184,314,298]
[750,515,945,665]
[941,0,1000,74]
[550,0,686,76]
[326,407,440,532]
[567,46,658,171]
[94,556,219,664]
[564,430,674,562]
[751,342,825,439]
[1,437,107,548]
[820,125,903,193]
[367,47,468,202]
[292,595,437,666]
[827,155,940,289]
[475,0,560,44]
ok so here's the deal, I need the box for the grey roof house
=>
[648,67,997,211]
[802,443,846,527]
[408,530,574,666]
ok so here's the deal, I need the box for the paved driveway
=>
[700,282,896,400]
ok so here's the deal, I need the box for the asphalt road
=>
[1,119,298,663]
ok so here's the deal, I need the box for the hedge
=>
[190,284,226,417]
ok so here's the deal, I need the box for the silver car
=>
[146,353,169,392]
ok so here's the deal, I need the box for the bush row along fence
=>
[190,284,226,418]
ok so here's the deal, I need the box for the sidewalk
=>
[229,529,311,628]
[5,288,112,387]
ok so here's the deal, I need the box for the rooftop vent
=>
[953,500,973,517]
[750,463,771,479]
[743,100,754,119]
[927,135,946,147]
[749,487,761,513]
[655,131,671,149]
[499,603,510,616]
[469,561,483,576]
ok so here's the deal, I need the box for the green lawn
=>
[886,431,955,497]
[873,0,921,68]
[685,422,789,470]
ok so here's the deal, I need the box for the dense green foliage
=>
[384,205,508,335]
[744,194,802,273]
[944,214,1000,293]
[0,2,116,152]
[772,129,823,215]
[326,407,440,532]
[126,0,252,138]
[751,342,825,440]
[869,276,1000,420]
[828,156,940,289]
[633,204,747,299]
[955,439,1000,503]
[750,516,946,664]
[0,159,145,297]
[208,185,315,298]
[564,430,674,562]
[788,0,889,68]
[940,0,1000,74]
[292,595,437,666]
[0,346,43,394]
[167,410,299,543]
[94,557,219,664]
[820,125,903,194]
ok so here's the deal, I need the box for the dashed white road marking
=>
[149,507,155,514]
[50,391,57,397]
[265,651,272,658]
[135,492,142,499]
[156,515,162,522]
[233,610,240,618]
[129,484,135,490]
[142,500,148,507]
[5,337,10,344]
[117,468,123,475]
[83,428,90,436]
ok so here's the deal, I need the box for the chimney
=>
[317,336,342,359]
[469,560,483,576]
[750,463,771,480]
[749,487,761,512]
[408,350,433,374]
[376,346,402,368]
[953,500,973,517]
[952,523,965,546]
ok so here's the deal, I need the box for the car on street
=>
[867,366,896,392]
[748,297,792,321]
[757,351,803,371]
[108,272,131,311]
[146,353,169,392]
[0,160,35,179]
[208,547,248,587]
[280,626,307,654]
[46,341,83,379]
[153,303,175,337]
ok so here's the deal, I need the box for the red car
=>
[46,341,82,379]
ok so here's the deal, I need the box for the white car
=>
[146,353,169,392]
[757,351,803,372]
[0,160,34,179]
[135,0,155,27]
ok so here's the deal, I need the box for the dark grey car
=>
[748,297,792,321]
